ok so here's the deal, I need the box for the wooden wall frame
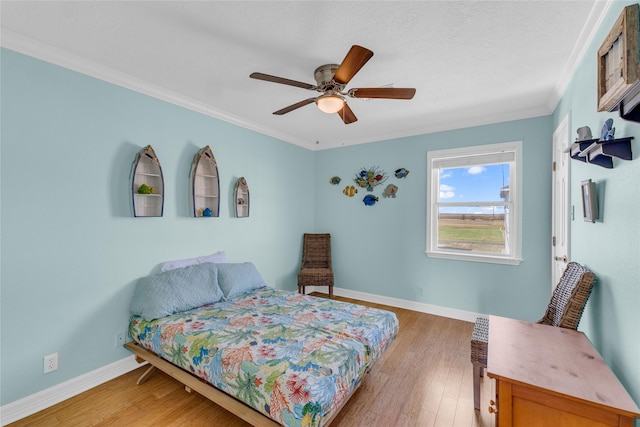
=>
[597,4,640,112]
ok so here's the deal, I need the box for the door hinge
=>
[552,236,556,246]
[552,161,556,172]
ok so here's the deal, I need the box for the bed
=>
[126,258,399,427]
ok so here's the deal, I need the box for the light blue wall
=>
[3,2,640,415]
[0,49,315,405]
[552,1,640,417]
[314,117,553,319]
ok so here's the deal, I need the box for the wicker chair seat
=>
[470,262,595,410]
[298,268,334,285]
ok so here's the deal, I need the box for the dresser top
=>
[487,315,640,417]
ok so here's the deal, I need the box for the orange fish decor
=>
[354,166,388,191]
[343,185,358,197]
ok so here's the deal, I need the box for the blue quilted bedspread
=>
[129,288,398,426]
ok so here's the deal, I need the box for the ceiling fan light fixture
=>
[316,94,345,114]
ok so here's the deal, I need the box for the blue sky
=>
[439,164,510,214]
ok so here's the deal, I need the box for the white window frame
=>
[426,141,522,265]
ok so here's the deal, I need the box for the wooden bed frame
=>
[125,341,361,426]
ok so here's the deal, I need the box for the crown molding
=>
[0,30,311,150]
[547,0,613,112]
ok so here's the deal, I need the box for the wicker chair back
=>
[538,262,596,330]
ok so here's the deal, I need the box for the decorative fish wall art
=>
[354,166,388,191]
[331,166,409,207]
[382,184,398,198]
[394,168,409,179]
[363,195,378,206]
[343,185,358,197]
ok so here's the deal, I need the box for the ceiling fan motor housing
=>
[314,64,345,92]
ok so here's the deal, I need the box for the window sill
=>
[425,250,522,265]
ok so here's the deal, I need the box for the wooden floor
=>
[8,294,495,427]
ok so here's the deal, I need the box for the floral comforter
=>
[129,288,399,427]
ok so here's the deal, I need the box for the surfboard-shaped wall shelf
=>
[190,146,220,217]
[131,145,164,217]
[234,177,250,218]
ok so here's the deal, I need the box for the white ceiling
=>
[1,1,608,150]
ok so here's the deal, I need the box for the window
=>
[426,141,522,265]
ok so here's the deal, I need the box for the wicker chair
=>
[297,233,334,297]
[470,262,596,410]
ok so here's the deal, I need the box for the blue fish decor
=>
[600,118,615,141]
[354,166,388,191]
[363,195,379,206]
[382,184,398,198]
[329,176,341,185]
[394,168,410,179]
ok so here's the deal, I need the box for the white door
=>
[551,114,571,289]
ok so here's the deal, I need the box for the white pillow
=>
[160,251,227,272]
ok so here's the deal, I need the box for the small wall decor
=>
[329,176,341,185]
[354,166,388,191]
[343,185,358,197]
[362,194,378,206]
[189,146,220,218]
[581,179,598,223]
[382,184,398,198]
[234,177,250,218]
[576,126,592,141]
[597,4,640,112]
[394,168,410,179]
[600,118,615,141]
[131,145,164,217]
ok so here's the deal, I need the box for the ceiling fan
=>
[250,45,416,124]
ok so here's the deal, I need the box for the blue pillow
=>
[216,262,266,299]
[130,262,224,320]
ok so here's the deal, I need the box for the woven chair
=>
[470,261,595,410]
[297,233,334,297]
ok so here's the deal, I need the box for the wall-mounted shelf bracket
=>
[569,137,633,169]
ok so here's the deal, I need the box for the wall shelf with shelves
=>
[234,177,249,218]
[190,146,220,217]
[130,145,164,217]
[569,137,633,169]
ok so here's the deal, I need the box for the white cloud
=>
[467,166,485,174]
[439,184,455,199]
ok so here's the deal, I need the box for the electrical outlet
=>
[44,353,58,374]
[115,331,125,348]
[417,286,424,295]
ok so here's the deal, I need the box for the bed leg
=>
[136,365,157,385]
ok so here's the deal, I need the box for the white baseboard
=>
[304,286,480,323]
[1,288,477,425]
[0,355,145,426]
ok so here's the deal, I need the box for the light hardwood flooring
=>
[8,294,495,427]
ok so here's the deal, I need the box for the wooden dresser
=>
[487,315,640,426]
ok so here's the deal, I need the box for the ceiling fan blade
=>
[250,72,316,90]
[337,103,358,124]
[273,98,317,115]
[333,45,374,85]
[349,87,416,99]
